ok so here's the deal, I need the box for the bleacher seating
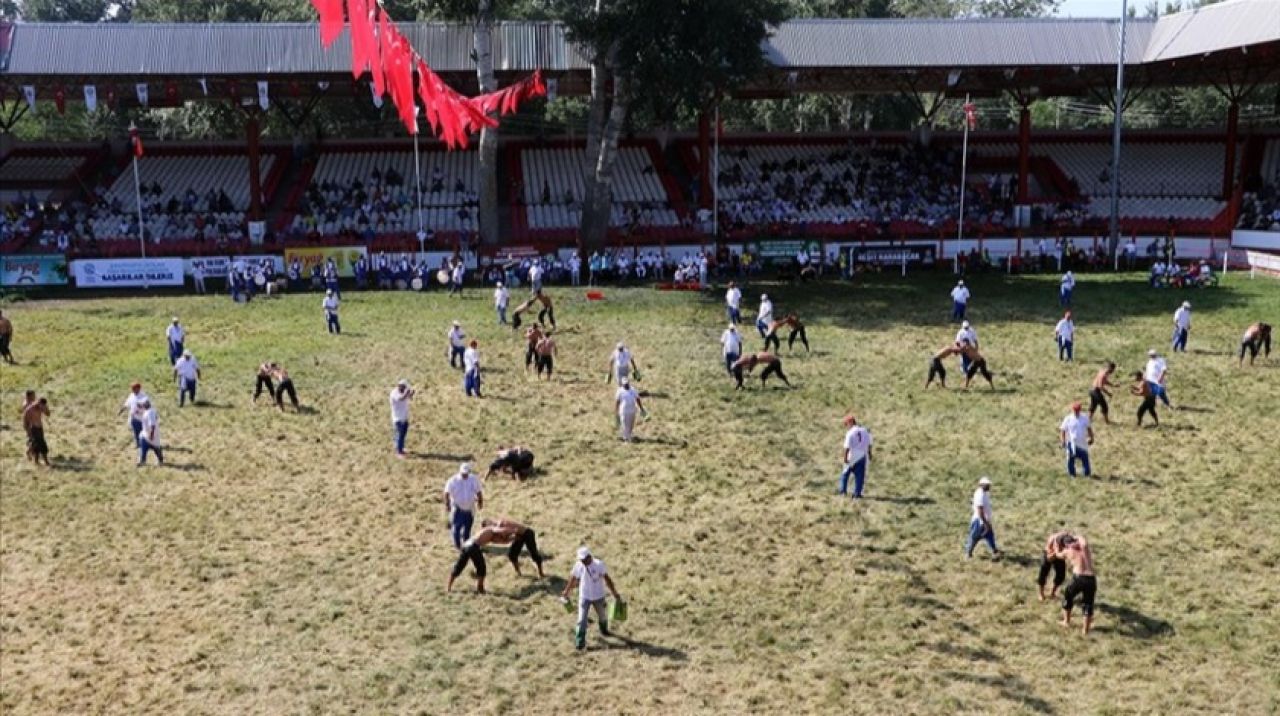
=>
[290,149,479,236]
[1043,142,1230,198]
[520,147,679,229]
[0,155,86,183]
[696,142,974,230]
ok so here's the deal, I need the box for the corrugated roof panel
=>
[2,0,1276,78]
[1143,0,1280,62]
[764,18,1155,68]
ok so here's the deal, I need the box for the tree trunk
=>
[582,74,629,249]
[474,0,499,245]
[579,41,614,253]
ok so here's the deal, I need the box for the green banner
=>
[743,239,822,266]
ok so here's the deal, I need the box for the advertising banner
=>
[71,258,186,287]
[848,244,937,267]
[1,254,68,286]
[185,256,230,278]
[283,246,368,277]
[743,238,822,266]
[185,255,284,278]
[1232,230,1280,252]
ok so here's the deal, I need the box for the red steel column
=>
[1222,101,1239,199]
[697,111,712,210]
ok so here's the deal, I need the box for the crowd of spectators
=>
[288,166,477,241]
[1237,179,1280,232]
[715,145,1007,232]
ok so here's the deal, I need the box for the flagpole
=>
[713,102,720,240]
[956,93,971,275]
[413,125,425,258]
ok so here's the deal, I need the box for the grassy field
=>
[2,271,1279,715]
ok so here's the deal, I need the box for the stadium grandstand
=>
[0,0,1278,279]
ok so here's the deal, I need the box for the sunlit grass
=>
[2,271,1279,715]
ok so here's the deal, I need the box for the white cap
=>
[453,320,461,326]
[1147,349,1157,357]
[616,342,625,350]
[1182,301,1190,309]
[958,280,965,286]
[171,316,179,323]
[761,293,769,300]
[460,463,472,474]
[962,320,970,329]
[728,324,736,330]
[182,349,192,357]
[576,546,591,560]
[326,289,333,295]
[496,281,503,287]
[978,476,992,486]
[621,377,630,386]
[398,378,409,387]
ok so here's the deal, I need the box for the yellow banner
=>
[283,246,369,278]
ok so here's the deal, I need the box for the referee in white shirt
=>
[444,463,484,550]
[837,415,873,499]
[172,350,201,407]
[560,546,624,651]
[1059,401,1094,478]
[166,317,185,365]
[720,324,742,375]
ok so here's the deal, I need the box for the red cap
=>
[131,382,142,391]
[843,414,856,427]
[1071,401,1082,412]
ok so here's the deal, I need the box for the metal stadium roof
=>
[0,0,1275,95]
[764,18,1154,69]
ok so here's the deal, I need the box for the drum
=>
[394,279,408,290]
[253,274,266,287]
[411,277,424,291]
[436,269,450,285]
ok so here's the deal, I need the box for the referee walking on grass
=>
[561,546,624,651]
[443,463,483,550]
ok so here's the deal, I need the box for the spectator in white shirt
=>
[192,264,206,295]
[463,340,482,398]
[560,546,624,651]
[172,350,202,407]
[528,262,543,293]
[615,378,644,442]
[118,382,149,447]
[725,281,742,325]
[494,282,510,325]
[756,293,774,339]
[448,320,466,369]
[1059,401,1094,478]
[389,379,415,457]
[1172,301,1191,353]
[964,476,1000,559]
[837,414,873,499]
[322,289,341,334]
[448,260,465,297]
[720,324,742,375]
[950,281,970,321]
[1060,271,1075,307]
[1054,311,1075,362]
[443,462,484,550]
[137,399,164,466]
[166,317,185,365]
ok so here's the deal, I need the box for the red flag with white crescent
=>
[129,124,144,158]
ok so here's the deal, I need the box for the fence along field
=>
[1,272,1279,715]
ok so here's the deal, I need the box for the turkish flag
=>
[310,0,345,49]
[129,124,144,158]
[963,102,977,131]
[348,0,373,80]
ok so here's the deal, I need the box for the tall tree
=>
[558,0,788,248]
[4,0,121,21]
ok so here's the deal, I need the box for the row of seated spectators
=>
[716,145,992,230]
[1237,177,1280,232]
[287,167,478,240]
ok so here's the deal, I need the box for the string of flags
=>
[308,0,547,148]
[14,0,547,148]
